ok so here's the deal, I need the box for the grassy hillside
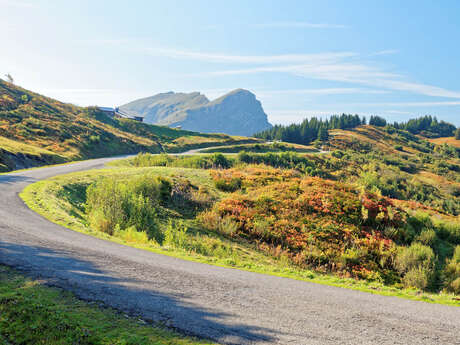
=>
[0,79,255,172]
[429,136,460,148]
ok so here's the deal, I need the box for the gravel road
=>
[0,155,459,344]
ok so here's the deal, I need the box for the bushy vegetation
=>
[200,142,315,154]
[443,245,460,294]
[118,135,460,216]
[131,153,234,169]
[395,243,435,289]
[200,167,460,292]
[202,167,400,282]
[86,175,172,242]
[125,151,331,177]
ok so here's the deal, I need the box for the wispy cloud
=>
[364,80,460,99]
[349,100,460,107]
[88,40,460,100]
[254,21,348,29]
[145,48,356,65]
[192,60,460,99]
[368,49,399,56]
[258,88,389,96]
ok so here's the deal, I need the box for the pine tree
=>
[317,127,329,142]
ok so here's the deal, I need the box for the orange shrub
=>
[201,167,406,281]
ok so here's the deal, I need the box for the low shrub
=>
[403,267,431,290]
[415,229,437,247]
[201,168,405,280]
[436,220,460,244]
[395,243,435,289]
[214,177,242,192]
[85,175,171,243]
[131,153,233,169]
[164,220,188,249]
[236,151,327,176]
[114,225,149,244]
[443,245,460,294]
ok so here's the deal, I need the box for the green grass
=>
[0,265,215,345]
[20,166,460,307]
[0,136,67,172]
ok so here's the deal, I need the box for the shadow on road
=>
[0,241,281,344]
[0,175,34,185]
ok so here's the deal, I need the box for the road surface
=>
[0,155,459,344]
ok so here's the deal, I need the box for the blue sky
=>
[2,0,460,126]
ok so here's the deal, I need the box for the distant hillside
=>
[256,114,457,145]
[0,80,256,172]
[120,89,273,136]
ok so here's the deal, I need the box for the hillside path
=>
[1,154,459,345]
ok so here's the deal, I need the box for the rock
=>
[120,89,272,136]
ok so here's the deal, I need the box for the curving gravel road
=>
[1,155,459,345]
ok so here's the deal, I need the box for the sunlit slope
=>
[0,80,255,171]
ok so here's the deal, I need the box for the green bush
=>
[236,151,326,176]
[443,245,460,294]
[403,267,431,290]
[85,175,171,243]
[217,216,239,237]
[415,229,437,247]
[395,243,436,289]
[384,226,416,245]
[131,153,233,169]
[214,177,242,192]
[132,153,172,167]
[436,221,460,244]
[164,220,188,249]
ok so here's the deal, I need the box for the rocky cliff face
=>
[120,89,272,136]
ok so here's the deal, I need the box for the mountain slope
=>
[0,80,256,172]
[120,91,209,124]
[120,89,273,136]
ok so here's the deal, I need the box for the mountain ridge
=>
[120,89,273,136]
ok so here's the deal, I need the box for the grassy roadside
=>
[0,265,215,345]
[20,166,460,307]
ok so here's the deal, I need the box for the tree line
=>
[255,114,365,145]
[255,114,457,145]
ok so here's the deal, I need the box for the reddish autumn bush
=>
[201,167,406,282]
